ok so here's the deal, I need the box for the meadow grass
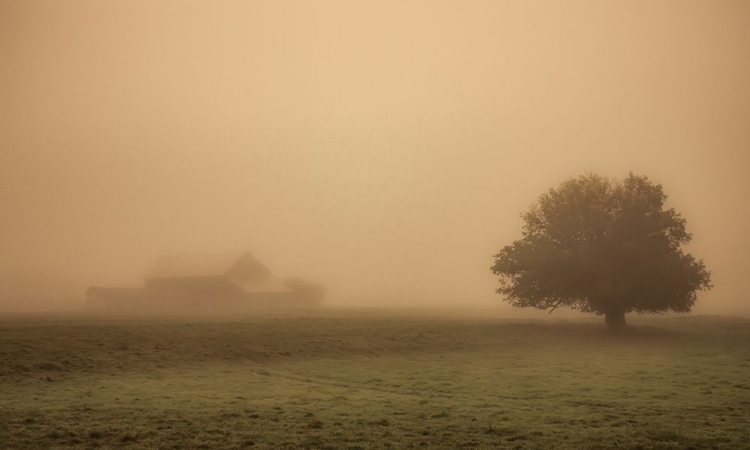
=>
[1,310,749,449]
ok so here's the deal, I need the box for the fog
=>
[1,1,748,314]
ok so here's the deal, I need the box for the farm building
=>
[86,252,321,312]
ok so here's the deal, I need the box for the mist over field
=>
[1,0,749,316]
[3,4,750,449]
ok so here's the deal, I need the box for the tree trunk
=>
[605,309,627,332]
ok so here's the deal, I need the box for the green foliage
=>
[491,173,712,321]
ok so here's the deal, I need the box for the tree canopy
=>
[491,173,712,330]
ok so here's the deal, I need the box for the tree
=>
[490,173,712,331]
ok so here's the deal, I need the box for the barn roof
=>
[145,252,272,280]
[87,287,147,295]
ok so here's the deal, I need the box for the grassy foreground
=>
[1,310,749,449]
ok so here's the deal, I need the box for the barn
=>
[86,252,319,312]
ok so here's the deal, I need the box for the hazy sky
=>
[1,1,749,313]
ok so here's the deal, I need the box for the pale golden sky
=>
[1,1,749,313]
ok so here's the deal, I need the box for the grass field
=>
[1,309,749,449]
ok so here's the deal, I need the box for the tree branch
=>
[547,300,564,314]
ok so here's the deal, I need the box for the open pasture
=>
[1,310,749,449]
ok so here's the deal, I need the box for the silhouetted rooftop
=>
[145,252,272,280]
